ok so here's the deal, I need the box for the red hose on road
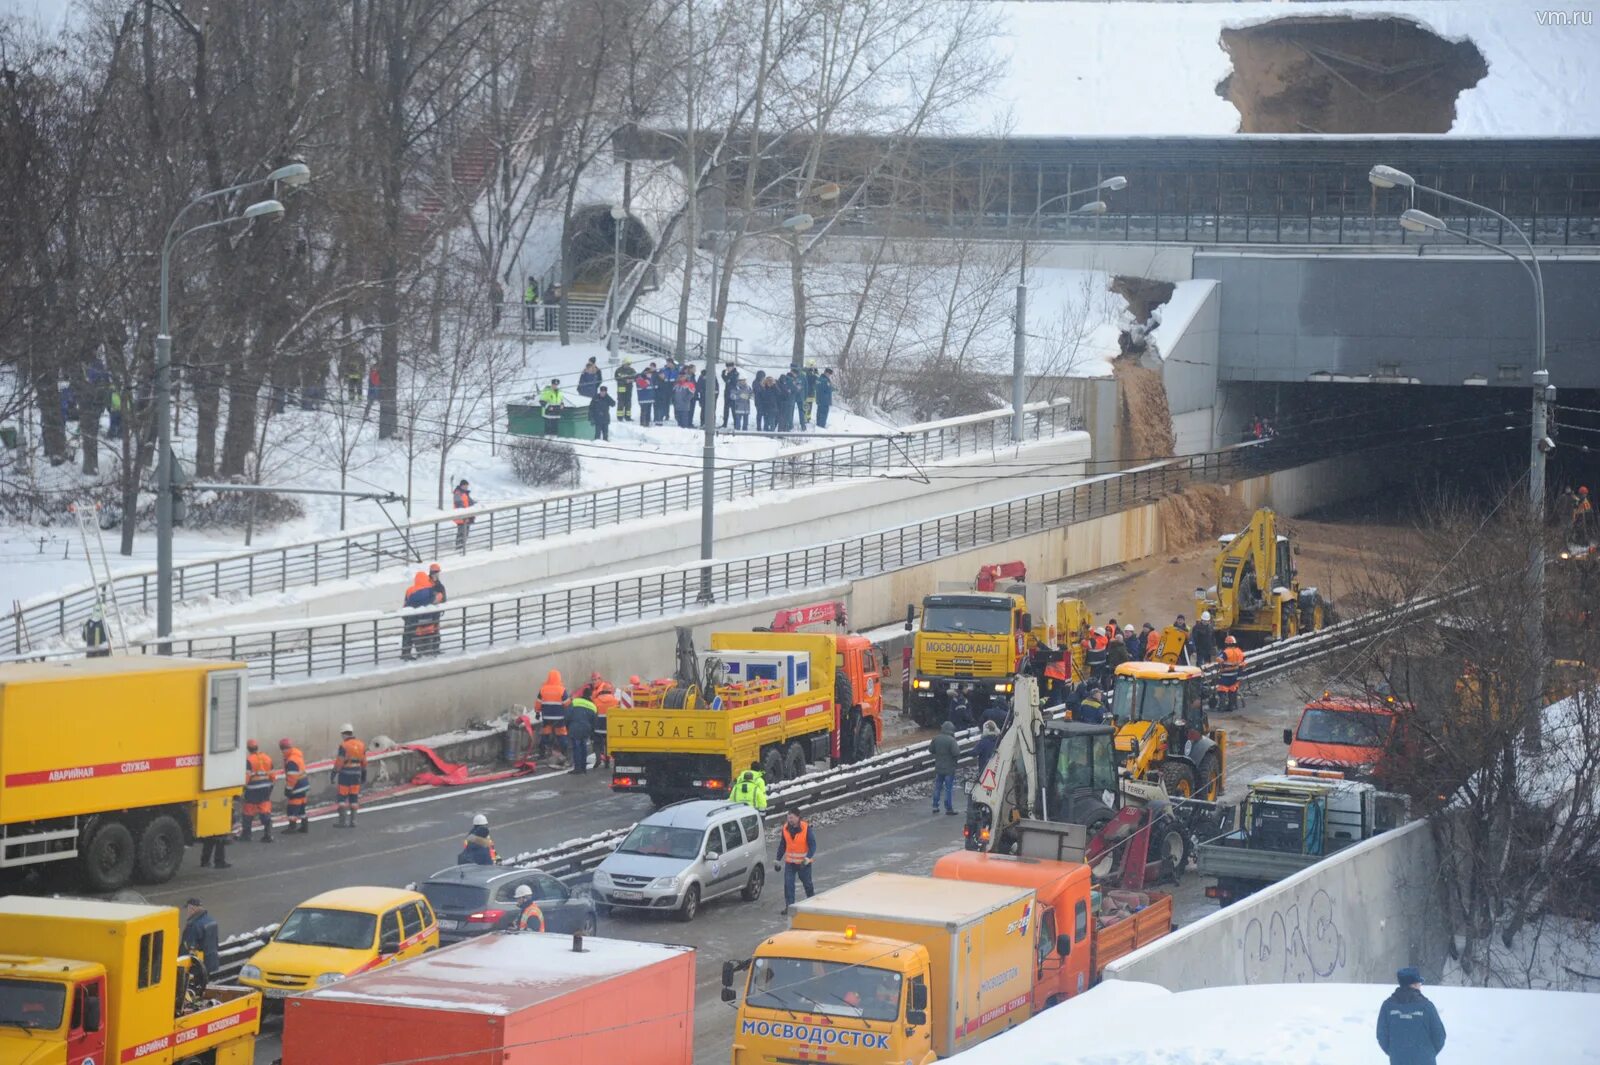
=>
[403,715,542,786]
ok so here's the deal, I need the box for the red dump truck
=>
[282,932,695,1065]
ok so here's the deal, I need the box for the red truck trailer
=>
[282,932,695,1065]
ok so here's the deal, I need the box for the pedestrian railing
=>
[7,400,1078,655]
[139,445,1252,683]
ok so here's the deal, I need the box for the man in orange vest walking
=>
[334,723,368,828]
[1217,635,1247,713]
[452,479,475,550]
[241,740,275,842]
[279,738,310,834]
[776,809,817,915]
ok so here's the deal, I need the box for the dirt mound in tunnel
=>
[1159,484,1251,553]
[1115,361,1175,464]
[1217,16,1487,133]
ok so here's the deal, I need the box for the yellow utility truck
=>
[1196,507,1329,647]
[610,631,883,806]
[723,871,1050,1064]
[0,895,262,1065]
[907,562,1093,727]
[0,656,248,891]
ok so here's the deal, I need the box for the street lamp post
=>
[697,210,814,603]
[156,163,308,646]
[608,204,627,366]
[1374,163,1551,742]
[1012,176,1126,442]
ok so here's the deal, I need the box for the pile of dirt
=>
[1114,361,1176,464]
[1217,16,1487,134]
[1158,483,1250,553]
[1111,276,1175,323]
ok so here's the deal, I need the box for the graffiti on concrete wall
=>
[1239,888,1348,983]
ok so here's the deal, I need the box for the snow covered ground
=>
[3,338,890,607]
[954,980,1599,1064]
[981,0,1600,137]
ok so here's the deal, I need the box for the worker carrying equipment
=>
[279,738,309,834]
[731,762,768,810]
[457,813,497,865]
[241,740,275,842]
[1217,636,1247,713]
[513,883,544,931]
[334,724,367,828]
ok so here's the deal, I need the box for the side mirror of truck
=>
[1057,934,1072,957]
[910,983,928,1011]
[1282,728,1293,745]
[905,604,915,631]
[721,987,737,1004]
[721,960,736,989]
[83,992,101,1032]
[907,1009,928,1027]
[1020,612,1033,633]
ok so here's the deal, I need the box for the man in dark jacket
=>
[929,721,960,815]
[1075,689,1106,724]
[458,814,497,864]
[654,364,673,425]
[566,694,598,773]
[1191,610,1218,663]
[577,358,602,398]
[775,374,795,431]
[615,360,636,422]
[721,365,740,427]
[588,386,616,441]
[816,369,834,428]
[181,899,221,977]
[673,371,697,428]
[1376,967,1446,1065]
[974,720,1001,774]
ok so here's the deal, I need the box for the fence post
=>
[269,631,278,682]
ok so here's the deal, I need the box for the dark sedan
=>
[414,864,598,943]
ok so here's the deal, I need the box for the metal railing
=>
[141,444,1242,682]
[8,400,1077,655]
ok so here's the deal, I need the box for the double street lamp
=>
[156,162,310,645]
[1011,176,1127,442]
[1370,162,1553,739]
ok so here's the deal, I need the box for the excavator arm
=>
[965,674,1043,850]
[1205,509,1280,631]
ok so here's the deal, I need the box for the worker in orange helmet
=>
[240,740,275,842]
[537,669,569,759]
[279,738,310,834]
[1216,635,1247,713]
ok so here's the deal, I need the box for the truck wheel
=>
[79,819,137,893]
[133,814,185,884]
[1160,761,1198,799]
[854,719,877,762]
[742,863,765,901]
[761,747,785,784]
[783,742,807,781]
[647,788,673,808]
[1152,822,1192,882]
[1197,751,1223,802]
[676,883,701,922]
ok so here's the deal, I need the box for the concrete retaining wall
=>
[1104,820,1450,988]
[252,452,1379,752]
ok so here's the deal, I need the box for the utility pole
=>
[699,318,721,603]
[1011,282,1027,443]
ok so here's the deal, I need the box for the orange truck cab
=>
[930,849,1172,1009]
[1284,694,1412,784]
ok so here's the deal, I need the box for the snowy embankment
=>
[953,980,1598,1064]
[982,0,1600,137]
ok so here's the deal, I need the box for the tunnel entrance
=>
[1217,16,1487,133]
[566,205,655,295]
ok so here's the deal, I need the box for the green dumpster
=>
[506,401,595,440]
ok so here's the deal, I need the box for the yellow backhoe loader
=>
[1196,507,1330,647]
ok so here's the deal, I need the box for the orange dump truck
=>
[282,931,695,1065]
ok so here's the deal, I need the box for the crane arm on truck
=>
[974,561,1028,592]
[767,601,848,632]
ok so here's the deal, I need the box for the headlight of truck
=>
[651,875,682,890]
[1285,757,1299,770]
[995,682,1013,692]
[912,680,931,690]
[240,964,262,982]
[315,972,346,987]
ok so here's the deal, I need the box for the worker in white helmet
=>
[1191,609,1218,662]
[513,884,544,931]
[457,813,497,865]
[333,723,367,828]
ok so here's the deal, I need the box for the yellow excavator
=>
[1196,508,1329,647]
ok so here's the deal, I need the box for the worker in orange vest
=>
[279,738,310,834]
[537,670,569,760]
[776,809,818,916]
[241,740,275,842]
[584,672,619,767]
[1217,635,1247,713]
[513,884,544,932]
[333,723,368,828]
[1082,628,1109,688]
[400,570,429,659]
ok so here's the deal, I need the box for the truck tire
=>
[1197,750,1223,802]
[79,819,137,893]
[834,670,854,719]
[783,742,807,781]
[133,814,185,884]
[761,747,785,784]
[1152,822,1191,882]
[854,719,877,762]
[1160,760,1198,799]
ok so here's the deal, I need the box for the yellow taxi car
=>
[239,886,439,1000]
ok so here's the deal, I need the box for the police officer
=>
[279,738,310,834]
[82,605,110,657]
[513,884,544,931]
[240,740,275,842]
[458,814,497,865]
[775,809,817,915]
[334,723,367,828]
[731,761,768,811]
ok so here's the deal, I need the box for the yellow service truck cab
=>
[0,656,248,891]
[724,872,1048,1064]
[0,895,261,1065]
[240,886,439,1001]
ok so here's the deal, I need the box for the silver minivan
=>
[592,800,767,921]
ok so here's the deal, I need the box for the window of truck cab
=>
[747,958,903,1023]
[1296,708,1393,748]
[922,602,1012,635]
[0,977,66,1030]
